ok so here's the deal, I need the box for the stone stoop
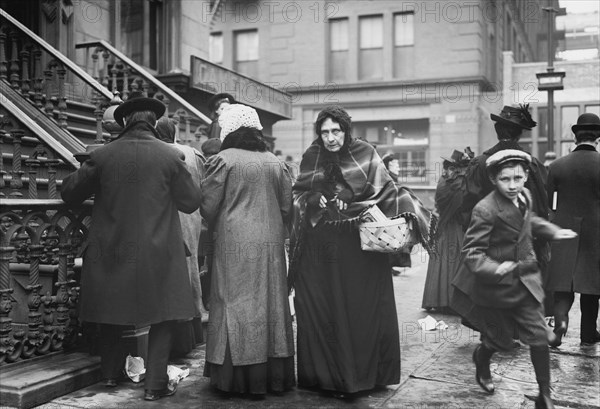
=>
[0,351,101,409]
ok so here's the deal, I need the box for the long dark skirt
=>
[422,219,464,310]
[203,341,295,395]
[295,224,401,393]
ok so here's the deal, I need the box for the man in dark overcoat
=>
[61,92,202,400]
[546,112,600,346]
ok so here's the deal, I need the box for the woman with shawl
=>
[289,106,433,397]
[422,148,473,312]
[201,104,295,398]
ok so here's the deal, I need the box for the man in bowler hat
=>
[546,112,600,346]
[61,92,202,401]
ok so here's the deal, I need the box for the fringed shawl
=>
[289,138,434,291]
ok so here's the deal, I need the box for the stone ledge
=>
[0,351,101,409]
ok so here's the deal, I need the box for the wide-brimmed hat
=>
[113,91,166,127]
[490,104,537,130]
[572,112,600,133]
[219,104,263,141]
[486,149,531,169]
[207,93,236,113]
[441,148,473,165]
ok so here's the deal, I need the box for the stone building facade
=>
[209,0,558,186]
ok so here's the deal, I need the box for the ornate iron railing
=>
[0,8,113,145]
[75,40,211,146]
[0,199,91,365]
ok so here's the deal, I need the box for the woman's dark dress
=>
[296,223,400,393]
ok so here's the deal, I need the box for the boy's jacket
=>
[461,188,559,308]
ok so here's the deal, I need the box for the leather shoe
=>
[548,321,567,348]
[144,384,177,401]
[472,345,494,394]
[581,331,600,346]
[104,378,118,388]
[535,392,555,409]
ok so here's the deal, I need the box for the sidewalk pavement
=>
[35,247,599,409]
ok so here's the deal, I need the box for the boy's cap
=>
[486,149,531,168]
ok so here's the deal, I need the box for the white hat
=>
[486,149,531,168]
[219,104,263,141]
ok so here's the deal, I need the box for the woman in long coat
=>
[201,104,295,397]
[290,106,433,397]
[422,149,472,311]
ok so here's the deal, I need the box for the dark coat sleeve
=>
[60,158,99,205]
[171,158,202,214]
[531,213,560,240]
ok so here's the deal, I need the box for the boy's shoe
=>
[472,345,494,394]
[535,392,555,408]
[144,384,177,401]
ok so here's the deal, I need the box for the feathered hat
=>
[490,104,537,130]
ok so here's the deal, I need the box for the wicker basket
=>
[358,216,416,253]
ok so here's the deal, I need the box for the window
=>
[329,18,349,82]
[120,0,164,71]
[393,12,414,78]
[209,33,223,64]
[359,15,383,80]
[234,30,259,78]
[585,104,600,116]
[560,106,579,141]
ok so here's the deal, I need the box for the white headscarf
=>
[218,104,263,141]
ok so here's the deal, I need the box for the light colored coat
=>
[200,148,294,366]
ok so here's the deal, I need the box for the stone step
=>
[0,350,101,409]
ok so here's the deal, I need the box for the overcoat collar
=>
[573,144,598,152]
[114,120,161,140]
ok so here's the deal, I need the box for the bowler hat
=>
[571,113,600,133]
[491,104,537,130]
[207,93,236,113]
[113,91,166,127]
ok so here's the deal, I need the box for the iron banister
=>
[0,92,84,169]
[0,8,113,101]
[76,40,212,124]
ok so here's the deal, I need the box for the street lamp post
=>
[537,6,566,155]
